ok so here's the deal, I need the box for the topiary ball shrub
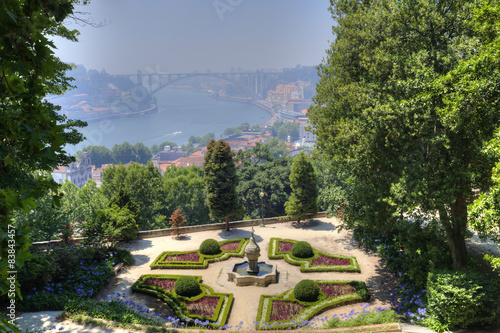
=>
[294,279,320,302]
[174,276,202,297]
[199,239,221,255]
[291,241,314,258]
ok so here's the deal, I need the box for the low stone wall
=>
[31,212,327,248]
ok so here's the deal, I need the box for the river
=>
[65,88,271,155]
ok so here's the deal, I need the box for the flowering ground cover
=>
[144,277,175,292]
[269,300,305,322]
[132,274,233,329]
[184,296,220,318]
[220,240,241,252]
[268,238,361,272]
[312,255,351,266]
[150,238,248,269]
[255,280,369,330]
[164,252,200,262]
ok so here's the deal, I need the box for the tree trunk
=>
[447,194,468,269]
[225,216,230,231]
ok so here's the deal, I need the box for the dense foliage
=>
[236,154,292,219]
[293,280,320,302]
[16,245,131,312]
[199,239,221,255]
[0,2,88,328]
[309,0,500,269]
[271,121,300,142]
[426,269,500,331]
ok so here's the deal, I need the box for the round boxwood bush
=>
[294,279,320,302]
[174,276,202,297]
[199,239,221,255]
[291,241,314,258]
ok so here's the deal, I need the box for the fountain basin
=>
[227,261,277,286]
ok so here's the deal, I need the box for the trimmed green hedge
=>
[255,280,369,330]
[132,274,233,329]
[268,238,361,273]
[150,238,249,269]
[294,280,320,302]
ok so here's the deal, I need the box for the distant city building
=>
[266,90,287,104]
[278,109,303,121]
[276,84,300,100]
[299,121,317,147]
[158,145,185,162]
[286,99,312,113]
[52,152,92,188]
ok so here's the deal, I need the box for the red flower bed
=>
[184,296,219,318]
[278,241,294,253]
[220,241,240,252]
[144,278,176,292]
[318,283,356,298]
[312,255,351,266]
[269,300,305,322]
[164,252,200,262]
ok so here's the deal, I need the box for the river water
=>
[65,88,271,155]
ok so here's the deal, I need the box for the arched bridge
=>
[111,70,280,98]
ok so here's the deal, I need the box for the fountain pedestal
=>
[245,232,261,275]
[227,228,277,286]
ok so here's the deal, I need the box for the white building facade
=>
[52,152,92,188]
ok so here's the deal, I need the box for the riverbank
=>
[82,103,158,123]
[213,95,278,126]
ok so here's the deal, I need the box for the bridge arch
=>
[147,73,259,98]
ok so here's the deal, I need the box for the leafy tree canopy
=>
[308,0,500,268]
[0,0,87,317]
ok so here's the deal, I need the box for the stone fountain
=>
[227,228,277,286]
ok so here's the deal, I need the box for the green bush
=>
[426,268,500,329]
[17,252,56,294]
[174,276,202,297]
[199,239,221,255]
[18,245,133,312]
[291,241,314,258]
[294,279,320,302]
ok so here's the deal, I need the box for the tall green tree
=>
[0,0,87,322]
[285,152,318,223]
[101,162,166,230]
[309,0,500,268]
[237,156,293,218]
[163,165,213,226]
[204,139,243,231]
[111,141,136,164]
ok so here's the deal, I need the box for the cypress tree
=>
[285,152,318,223]
[204,139,243,231]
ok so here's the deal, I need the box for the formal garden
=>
[130,236,370,329]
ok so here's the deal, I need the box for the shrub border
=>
[255,280,369,330]
[268,238,361,272]
[150,238,249,269]
[132,274,233,329]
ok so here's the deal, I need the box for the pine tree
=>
[285,152,318,223]
[204,139,243,231]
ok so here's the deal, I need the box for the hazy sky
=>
[53,1,334,74]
